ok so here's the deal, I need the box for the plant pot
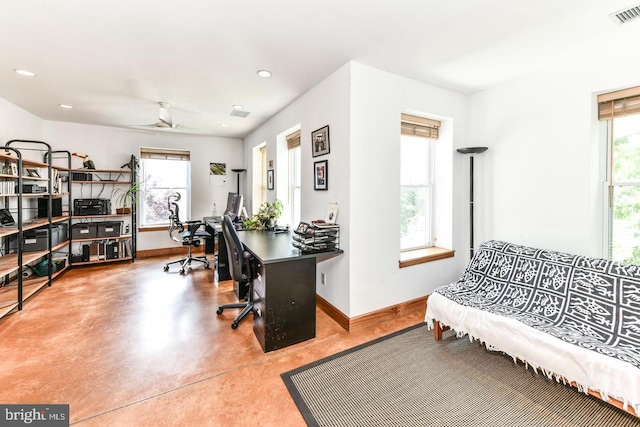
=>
[261,217,277,229]
[116,207,131,215]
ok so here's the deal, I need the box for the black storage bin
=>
[72,223,97,239]
[97,221,122,238]
[9,229,49,252]
[38,197,63,218]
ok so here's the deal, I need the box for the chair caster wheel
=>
[163,265,169,272]
[216,308,223,315]
[179,269,185,275]
[231,322,239,329]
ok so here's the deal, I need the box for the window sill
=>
[399,247,454,268]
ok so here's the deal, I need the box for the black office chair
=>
[163,193,212,274]
[216,214,255,329]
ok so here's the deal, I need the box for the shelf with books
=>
[0,142,72,320]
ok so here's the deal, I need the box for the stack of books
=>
[292,221,339,253]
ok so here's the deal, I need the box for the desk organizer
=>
[292,222,339,253]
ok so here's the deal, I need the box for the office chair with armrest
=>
[216,214,255,329]
[163,193,212,275]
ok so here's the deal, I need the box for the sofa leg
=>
[434,321,449,340]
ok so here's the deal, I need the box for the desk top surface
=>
[203,217,343,263]
[238,229,342,264]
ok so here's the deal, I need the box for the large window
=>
[400,114,439,251]
[287,129,301,227]
[139,148,191,227]
[598,87,640,265]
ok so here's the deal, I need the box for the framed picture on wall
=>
[267,169,274,190]
[314,160,328,191]
[311,125,330,157]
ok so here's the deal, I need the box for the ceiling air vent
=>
[230,109,250,118]
[609,4,640,24]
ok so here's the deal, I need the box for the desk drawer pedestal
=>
[253,257,316,352]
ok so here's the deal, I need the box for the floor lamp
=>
[457,147,488,258]
[231,168,246,195]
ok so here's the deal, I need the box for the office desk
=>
[239,230,343,352]
[203,217,232,282]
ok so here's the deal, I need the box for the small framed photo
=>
[325,203,339,224]
[26,168,40,178]
[314,160,328,191]
[311,125,330,157]
[267,169,274,190]
[295,222,310,234]
[10,164,18,176]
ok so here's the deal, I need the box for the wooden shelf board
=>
[72,180,129,184]
[0,301,18,318]
[22,277,50,300]
[71,168,131,174]
[52,241,69,252]
[0,285,18,306]
[0,217,71,238]
[0,250,49,277]
[71,214,130,219]
[71,234,131,244]
[72,256,132,266]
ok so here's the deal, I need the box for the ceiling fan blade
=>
[158,102,173,128]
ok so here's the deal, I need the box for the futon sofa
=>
[425,240,640,416]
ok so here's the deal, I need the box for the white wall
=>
[244,63,352,314]
[466,62,640,258]
[0,98,44,143]
[349,63,467,316]
[245,62,469,317]
[41,122,243,250]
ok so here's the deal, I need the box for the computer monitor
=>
[223,192,243,220]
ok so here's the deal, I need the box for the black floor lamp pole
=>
[231,168,246,195]
[457,147,488,258]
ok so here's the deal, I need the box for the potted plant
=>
[243,199,283,229]
[114,181,144,214]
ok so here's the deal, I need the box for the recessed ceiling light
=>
[257,70,272,78]
[14,69,36,77]
[59,104,73,109]
[232,104,244,110]
[219,123,228,127]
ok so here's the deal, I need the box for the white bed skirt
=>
[425,292,640,414]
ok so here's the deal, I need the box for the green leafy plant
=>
[114,181,145,213]
[244,200,283,229]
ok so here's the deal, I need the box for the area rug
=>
[281,324,639,427]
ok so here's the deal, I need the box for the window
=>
[260,145,267,205]
[287,129,301,226]
[139,148,190,227]
[400,114,439,251]
[598,87,640,265]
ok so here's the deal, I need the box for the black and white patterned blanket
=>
[435,240,640,369]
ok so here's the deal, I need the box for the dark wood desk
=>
[239,230,343,352]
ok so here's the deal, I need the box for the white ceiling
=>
[1,0,639,138]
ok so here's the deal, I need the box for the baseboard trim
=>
[316,294,428,332]
[137,246,207,259]
[316,295,350,330]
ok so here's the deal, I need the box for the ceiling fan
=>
[153,101,174,128]
[127,102,215,135]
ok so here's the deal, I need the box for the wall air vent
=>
[230,109,250,118]
[609,5,640,24]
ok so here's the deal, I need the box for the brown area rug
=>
[281,324,639,427]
